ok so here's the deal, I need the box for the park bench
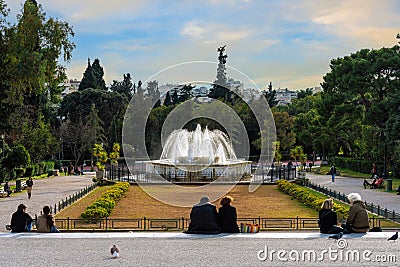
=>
[0,187,6,197]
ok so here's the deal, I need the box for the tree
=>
[163,91,172,106]
[79,58,96,90]
[178,84,194,102]
[273,111,296,153]
[91,58,106,90]
[110,73,134,98]
[290,146,306,169]
[0,0,75,145]
[93,143,107,170]
[171,89,179,105]
[297,88,313,99]
[2,144,31,179]
[320,45,400,162]
[263,81,278,107]
[109,143,120,165]
[60,102,105,166]
[208,45,233,103]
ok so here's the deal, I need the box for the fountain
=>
[146,124,251,182]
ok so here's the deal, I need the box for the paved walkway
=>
[0,232,398,266]
[306,173,400,214]
[0,174,94,230]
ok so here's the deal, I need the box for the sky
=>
[6,0,400,91]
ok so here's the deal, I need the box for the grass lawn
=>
[55,184,318,219]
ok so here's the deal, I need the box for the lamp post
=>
[1,133,4,159]
[57,116,65,164]
[383,131,387,179]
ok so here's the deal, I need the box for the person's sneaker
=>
[6,225,11,231]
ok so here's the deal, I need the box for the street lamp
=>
[1,133,4,159]
[57,116,65,163]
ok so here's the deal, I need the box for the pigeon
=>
[387,232,398,241]
[111,245,120,258]
[329,232,343,240]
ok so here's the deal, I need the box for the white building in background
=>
[309,86,322,94]
[275,88,297,105]
[59,79,80,98]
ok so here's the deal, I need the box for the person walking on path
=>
[26,177,33,199]
[330,165,336,183]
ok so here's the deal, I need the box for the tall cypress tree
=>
[163,91,172,106]
[79,58,96,91]
[92,58,106,90]
[208,45,232,102]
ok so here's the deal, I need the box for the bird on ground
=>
[111,245,120,258]
[387,232,398,241]
[328,232,343,240]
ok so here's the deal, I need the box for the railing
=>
[43,183,98,215]
[47,216,394,231]
[304,180,400,223]
[105,161,297,183]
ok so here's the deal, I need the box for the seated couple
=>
[10,204,60,233]
[186,196,239,234]
[319,193,370,234]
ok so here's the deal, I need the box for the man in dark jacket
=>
[186,196,220,234]
[10,204,33,233]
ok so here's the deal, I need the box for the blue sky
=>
[7,0,400,90]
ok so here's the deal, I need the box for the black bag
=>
[369,226,382,232]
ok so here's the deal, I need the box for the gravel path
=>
[0,174,94,230]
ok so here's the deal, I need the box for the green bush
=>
[331,157,372,174]
[81,182,129,219]
[276,180,348,219]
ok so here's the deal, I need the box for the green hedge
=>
[81,182,129,219]
[330,157,372,174]
[276,180,348,219]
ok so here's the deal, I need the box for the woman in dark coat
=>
[318,198,342,234]
[218,196,240,233]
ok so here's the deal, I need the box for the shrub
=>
[81,182,129,219]
[276,180,348,219]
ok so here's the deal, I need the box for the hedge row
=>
[24,161,56,177]
[330,157,372,174]
[276,180,348,219]
[81,182,130,219]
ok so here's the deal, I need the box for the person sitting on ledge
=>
[218,196,240,233]
[342,193,370,234]
[318,198,343,234]
[186,196,220,234]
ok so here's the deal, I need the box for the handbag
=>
[240,223,260,233]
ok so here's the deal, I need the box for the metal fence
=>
[46,216,392,231]
[105,161,298,183]
[43,183,98,215]
[304,180,400,223]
